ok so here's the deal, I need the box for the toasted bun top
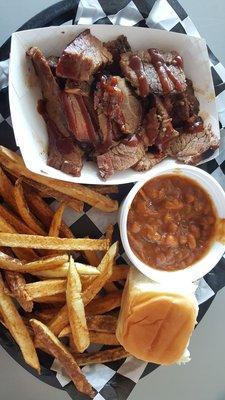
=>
[116,269,198,365]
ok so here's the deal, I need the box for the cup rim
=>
[119,163,225,283]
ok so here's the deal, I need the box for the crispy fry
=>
[48,304,68,335]
[26,279,66,300]
[37,188,84,213]
[0,204,36,235]
[0,273,39,372]
[34,293,66,303]
[49,203,66,237]
[74,347,128,366]
[90,331,119,345]
[34,307,61,323]
[30,319,94,397]
[26,192,74,238]
[0,252,69,273]
[4,271,33,312]
[59,315,117,338]
[14,178,46,235]
[0,233,109,251]
[82,242,117,306]
[67,257,90,352]
[0,166,18,212]
[105,224,114,245]
[108,264,130,283]
[0,147,118,212]
[87,185,119,194]
[30,262,100,278]
[85,291,122,315]
[0,215,36,261]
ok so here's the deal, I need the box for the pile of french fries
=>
[0,146,130,398]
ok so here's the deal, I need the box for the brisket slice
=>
[105,35,131,64]
[56,29,112,81]
[133,152,166,171]
[163,79,202,129]
[94,76,142,135]
[27,47,70,138]
[140,96,178,150]
[166,125,219,164]
[97,136,145,179]
[46,111,83,176]
[120,49,186,97]
[62,92,99,146]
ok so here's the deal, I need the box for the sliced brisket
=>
[56,29,112,81]
[105,35,131,64]
[94,75,142,135]
[97,135,145,179]
[133,152,166,171]
[27,47,70,138]
[120,49,186,97]
[166,125,219,164]
[62,92,99,146]
[140,96,178,150]
[46,112,83,176]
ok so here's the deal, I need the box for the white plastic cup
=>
[119,163,225,283]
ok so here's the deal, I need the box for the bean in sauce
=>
[127,174,217,271]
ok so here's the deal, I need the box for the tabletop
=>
[0,1,225,399]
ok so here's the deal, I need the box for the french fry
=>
[26,279,67,300]
[0,166,18,212]
[0,252,69,273]
[105,224,114,244]
[49,203,66,237]
[0,215,36,261]
[14,178,46,235]
[26,192,74,238]
[59,315,117,337]
[34,293,66,303]
[90,331,119,345]
[0,204,36,235]
[67,257,90,352]
[30,319,94,397]
[0,233,109,251]
[0,273,40,372]
[37,188,84,213]
[30,262,100,278]
[74,347,128,366]
[48,304,68,335]
[108,264,130,283]
[82,242,117,306]
[0,147,118,212]
[4,271,33,312]
[87,185,119,194]
[85,291,122,315]
[34,307,61,323]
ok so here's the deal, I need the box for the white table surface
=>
[0,1,225,399]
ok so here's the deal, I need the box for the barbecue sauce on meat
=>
[185,116,204,133]
[172,55,183,68]
[129,55,149,97]
[148,49,184,94]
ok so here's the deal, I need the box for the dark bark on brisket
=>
[27,47,70,138]
[56,29,112,81]
[97,135,145,179]
[105,35,131,64]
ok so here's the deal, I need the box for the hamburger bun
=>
[116,269,198,365]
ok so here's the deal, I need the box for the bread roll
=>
[116,269,198,365]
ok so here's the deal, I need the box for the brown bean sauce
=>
[127,174,217,271]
